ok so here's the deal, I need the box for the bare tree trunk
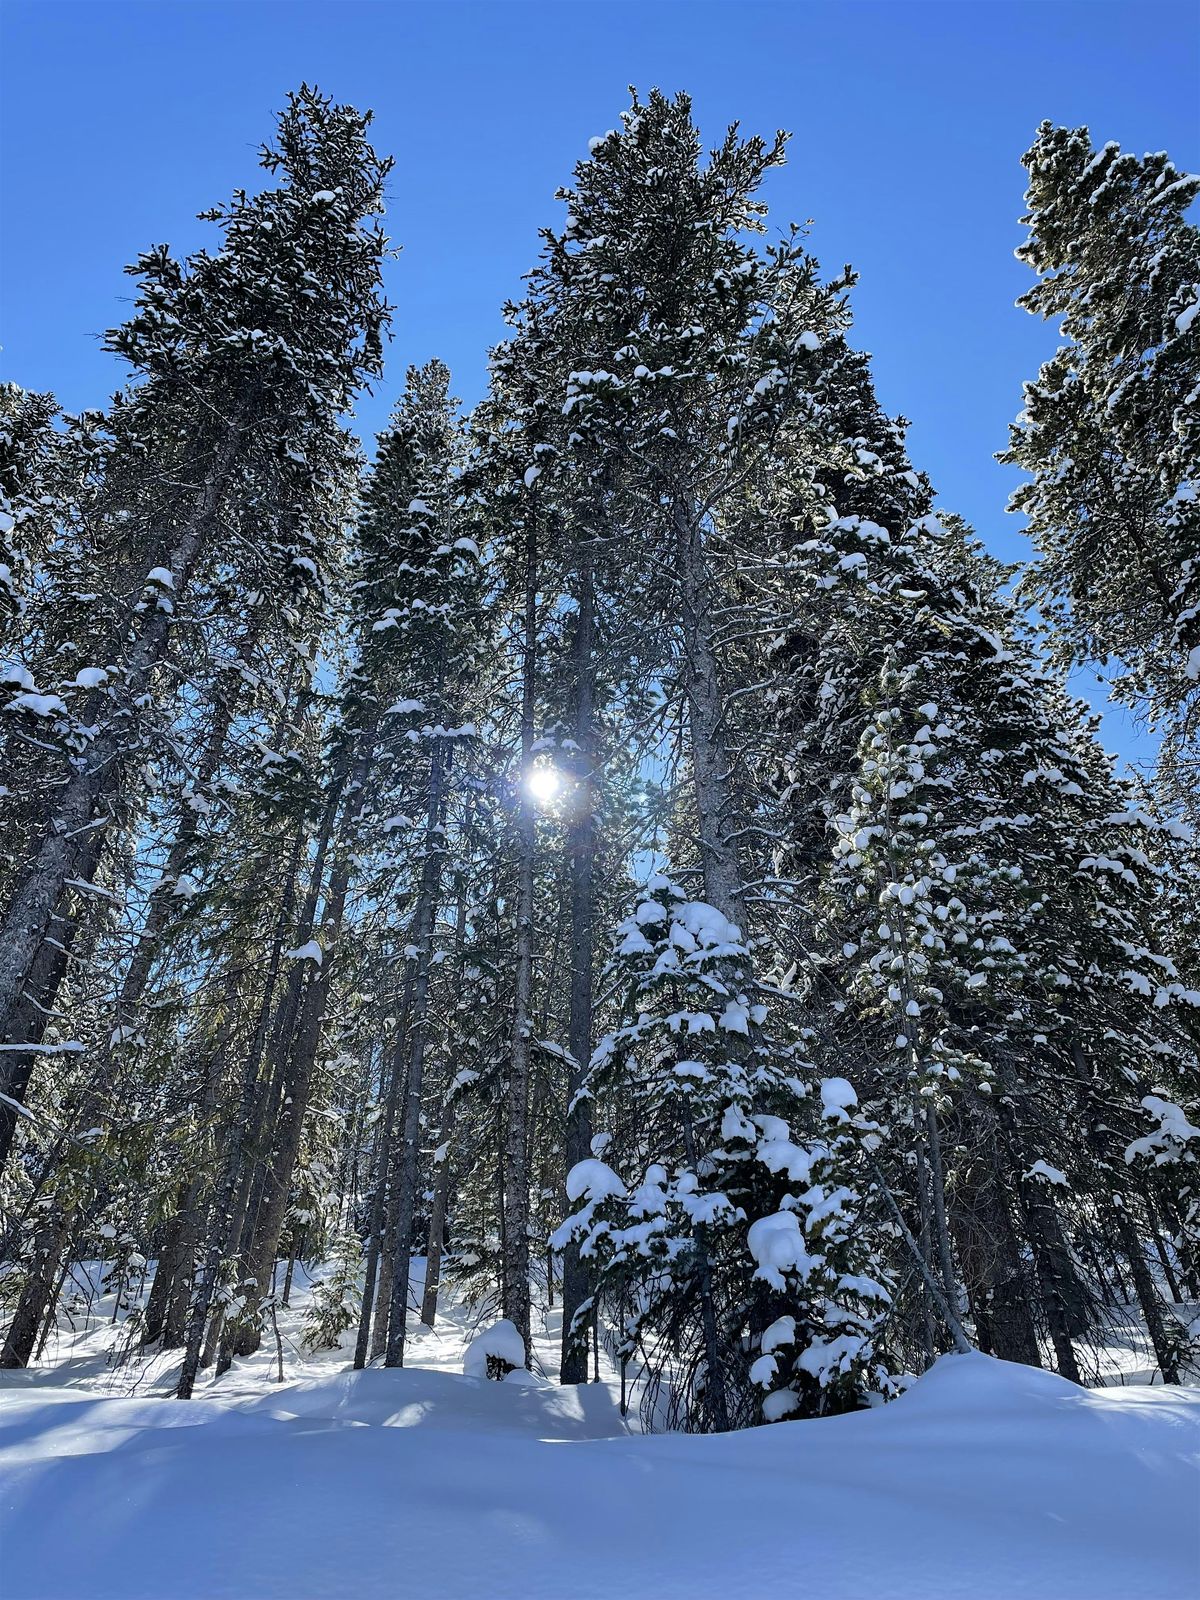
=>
[0,1213,71,1367]
[420,1105,455,1328]
[142,1208,186,1347]
[1015,1172,1083,1384]
[0,833,105,1174]
[669,496,750,1425]
[385,743,451,1366]
[951,1117,1040,1366]
[501,507,538,1359]
[176,832,302,1399]
[560,546,596,1385]
[420,881,468,1331]
[923,1102,962,1319]
[353,999,412,1369]
[1068,1038,1177,1382]
[224,728,375,1363]
[672,499,744,927]
[681,1107,730,1432]
[113,634,258,1037]
[1112,1202,1182,1383]
[230,858,352,1361]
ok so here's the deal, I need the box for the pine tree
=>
[1002,123,1200,806]
[558,872,889,1428]
[0,88,391,1188]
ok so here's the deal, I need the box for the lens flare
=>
[526,765,563,805]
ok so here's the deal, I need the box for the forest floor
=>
[0,1260,1197,1599]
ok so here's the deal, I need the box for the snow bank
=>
[1,1350,1195,1598]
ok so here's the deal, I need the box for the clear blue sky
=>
[2,0,1197,762]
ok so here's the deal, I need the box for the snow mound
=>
[0,1353,1195,1599]
[462,1317,526,1378]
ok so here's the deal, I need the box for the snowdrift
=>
[0,1351,1196,1599]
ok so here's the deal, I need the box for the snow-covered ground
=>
[1,1261,1197,1599]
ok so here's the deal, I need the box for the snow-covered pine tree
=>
[558,872,889,1428]
[0,89,391,1198]
[343,361,484,1368]
[1002,123,1200,809]
[0,383,58,639]
[302,1232,363,1352]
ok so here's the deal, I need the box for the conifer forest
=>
[1,29,1198,1600]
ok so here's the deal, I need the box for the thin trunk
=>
[385,742,452,1366]
[0,1213,71,1367]
[1112,1202,1182,1383]
[501,506,538,1359]
[226,735,371,1362]
[176,833,302,1399]
[113,638,256,1029]
[0,837,103,1173]
[420,882,467,1331]
[142,1210,186,1347]
[560,546,596,1385]
[923,1103,961,1317]
[672,498,743,926]
[420,1105,455,1328]
[681,1106,730,1431]
[353,998,412,1369]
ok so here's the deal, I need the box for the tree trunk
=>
[224,728,376,1363]
[672,498,744,927]
[0,835,105,1174]
[0,432,241,1071]
[353,1001,412,1369]
[501,506,538,1359]
[0,1212,71,1368]
[176,830,302,1399]
[560,546,596,1385]
[1112,1201,1182,1384]
[113,633,257,1033]
[420,1105,455,1328]
[385,742,451,1366]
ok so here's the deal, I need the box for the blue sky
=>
[2,0,1196,761]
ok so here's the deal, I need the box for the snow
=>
[761,1314,796,1353]
[284,940,323,964]
[1,1259,1197,1600]
[747,1209,813,1288]
[1126,1094,1200,1163]
[2,1326,1194,1600]
[1025,1159,1069,1186]
[5,690,66,717]
[462,1317,528,1377]
[820,1076,857,1120]
[565,1157,625,1205]
[145,566,175,588]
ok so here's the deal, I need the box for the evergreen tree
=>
[0,88,391,1187]
[1002,123,1200,806]
[558,872,889,1428]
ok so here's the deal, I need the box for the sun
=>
[526,765,563,806]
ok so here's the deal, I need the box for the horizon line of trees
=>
[0,85,1196,1429]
